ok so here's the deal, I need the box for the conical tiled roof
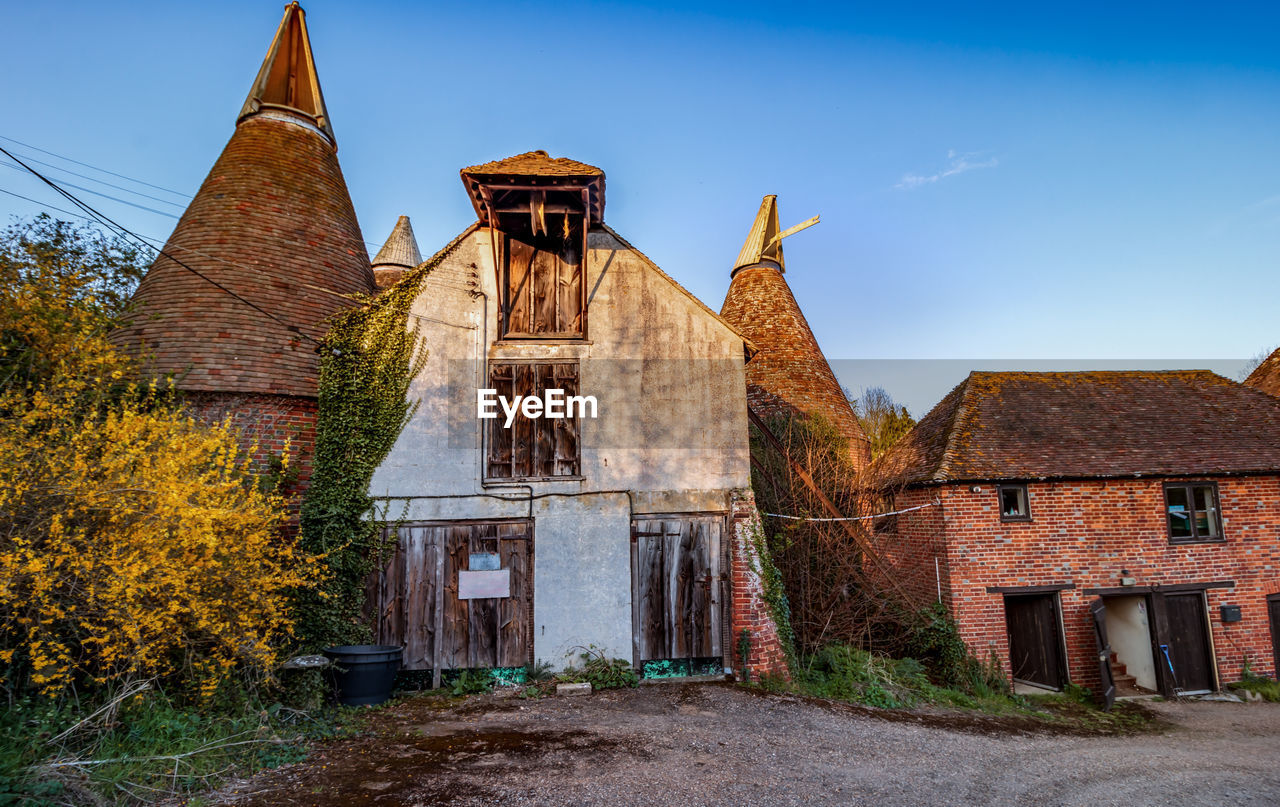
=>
[372,215,422,290]
[1245,348,1280,397]
[111,3,373,398]
[721,196,871,467]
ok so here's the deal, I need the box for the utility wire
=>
[0,145,323,347]
[2,182,365,304]
[0,152,187,207]
[0,133,191,198]
[1,161,179,218]
[763,499,940,522]
[0,186,96,223]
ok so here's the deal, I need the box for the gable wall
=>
[368,227,752,666]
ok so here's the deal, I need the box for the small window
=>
[1164,482,1222,543]
[998,484,1030,521]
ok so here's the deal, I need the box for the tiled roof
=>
[1245,347,1280,398]
[459,151,606,224]
[110,11,373,398]
[878,370,1280,484]
[720,199,871,467]
[461,150,603,177]
[372,215,422,269]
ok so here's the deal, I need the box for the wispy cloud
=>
[896,149,998,190]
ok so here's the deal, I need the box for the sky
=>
[2,1,1278,415]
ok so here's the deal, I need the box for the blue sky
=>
[2,1,1277,414]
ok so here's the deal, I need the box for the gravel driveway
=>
[222,682,1280,807]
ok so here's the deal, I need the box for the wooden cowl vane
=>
[720,195,872,468]
[111,2,374,399]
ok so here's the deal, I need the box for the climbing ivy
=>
[294,260,436,650]
[748,516,798,670]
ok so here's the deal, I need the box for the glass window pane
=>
[1166,486,1192,538]
[1193,485,1219,537]
[1001,487,1026,517]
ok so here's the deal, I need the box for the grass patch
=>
[753,644,1157,734]
[0,680,369,805]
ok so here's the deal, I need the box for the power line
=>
[0,161,179,219]
[0,145,324,347]
[1,135,411,254]
[0,133,191,198]
[0,151,188,207]
[0,186,98,223]
[2,183,365,304]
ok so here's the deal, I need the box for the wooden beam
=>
[747,407,912,603]
[766,215,819,249]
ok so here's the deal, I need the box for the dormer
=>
[460,151,604,340]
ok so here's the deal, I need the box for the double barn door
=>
[366,521,533,685]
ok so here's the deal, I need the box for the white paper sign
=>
[458,569,510,599]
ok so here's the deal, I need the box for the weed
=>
[448,669,494,696]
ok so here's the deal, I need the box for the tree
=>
[1239,345,1276,381]
[0,217,315,697]
[850,386,916,460]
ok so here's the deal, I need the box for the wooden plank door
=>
[631,516,723,669]
[1089,598,1116,710]
[368,521,533,678]
[1269,595,1280,676]
[1004,594,1067,691]
[1156,591,1215,694]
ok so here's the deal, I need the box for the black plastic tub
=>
[323,645,403,706]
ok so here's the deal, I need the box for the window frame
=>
[1163,481,1225,544]
[997,483,1032,522]
[483,359,584,482]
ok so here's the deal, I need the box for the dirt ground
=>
[217,682,1280,807]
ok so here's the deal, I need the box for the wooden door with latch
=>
[630,515,723,671]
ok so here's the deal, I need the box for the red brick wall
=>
[183,391,318,506]
[874,487,949,610]
[728,489,792,681]
[896,478,1280,690]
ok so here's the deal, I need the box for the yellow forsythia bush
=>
[0,381,318,696]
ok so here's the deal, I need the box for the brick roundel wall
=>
[914,477,1280,690]
[728,489,792,681]
[183,392,318,510]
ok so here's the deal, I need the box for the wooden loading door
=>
[366,521,533,682]
[630,516,723,670]
[1004,593,1067,691]
[1152,591,1215,695]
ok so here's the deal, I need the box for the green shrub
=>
[448,669,494,696]
[561,648,640,690]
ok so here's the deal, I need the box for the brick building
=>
[111,2,374,489]
[879,370,1280,700]
[720,195,871,468]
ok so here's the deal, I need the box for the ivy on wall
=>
[749,516,798,669]
[294,259,437,650]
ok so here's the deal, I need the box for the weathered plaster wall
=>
[370,227,753,666]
